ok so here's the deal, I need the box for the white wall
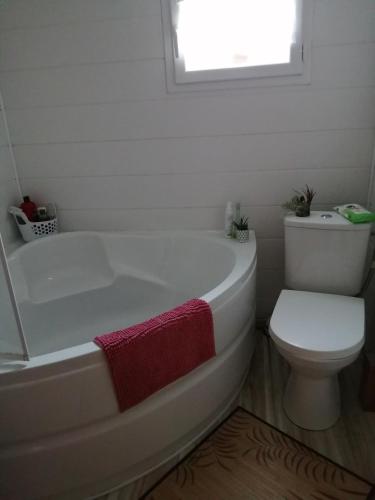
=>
[0,0,374,318]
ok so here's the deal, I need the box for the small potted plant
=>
[283,185,316,217]
[233,216,249,242]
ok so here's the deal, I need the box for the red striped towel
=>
[94,298,215,412]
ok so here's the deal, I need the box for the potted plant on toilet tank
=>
[283,185,316,217]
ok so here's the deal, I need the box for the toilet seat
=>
[269,290,364,361]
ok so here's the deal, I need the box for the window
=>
[161,0,311,91]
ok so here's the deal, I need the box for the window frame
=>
[161,0,313,93]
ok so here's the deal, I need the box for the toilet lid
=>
[269,290,364,360]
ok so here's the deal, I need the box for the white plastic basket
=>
[9,205,58,243]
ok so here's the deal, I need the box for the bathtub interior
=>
[8,231,240,357]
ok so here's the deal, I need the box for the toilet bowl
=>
[270,290,364,430]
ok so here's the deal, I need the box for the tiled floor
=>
[240,333,375,483]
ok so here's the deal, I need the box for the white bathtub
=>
[0,230,257,499]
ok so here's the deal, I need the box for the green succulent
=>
[233,216,248,230]
[283,185,316,211]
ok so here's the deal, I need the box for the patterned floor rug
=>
[143,407,374,500]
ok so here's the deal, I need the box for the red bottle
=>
[20,196,37,221]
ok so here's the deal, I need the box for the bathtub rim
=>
[1,229,256,375]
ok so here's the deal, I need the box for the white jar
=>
[224,202,234,238]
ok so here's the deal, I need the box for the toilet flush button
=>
[321,214,333,219]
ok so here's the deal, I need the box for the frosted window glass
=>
[177,0,297,72]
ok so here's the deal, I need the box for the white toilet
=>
[269,211,371,430]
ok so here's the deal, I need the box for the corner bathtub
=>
[1,230,257,499]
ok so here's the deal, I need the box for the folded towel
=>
[95,298,215,412]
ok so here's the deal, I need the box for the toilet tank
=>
[285,211,371,296]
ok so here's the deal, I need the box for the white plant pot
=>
[236,229,249,243]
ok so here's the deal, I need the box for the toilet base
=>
[283,370,341,430]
